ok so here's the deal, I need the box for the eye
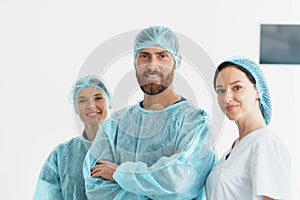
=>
[95,97,103,101]
[159,53,169,59]
[233,85,242,91]
[78,99,87,103]
[138,54,148,59]
[215,89,225,94]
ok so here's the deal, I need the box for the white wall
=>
[1,0,299,199]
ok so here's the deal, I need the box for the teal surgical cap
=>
[69,74,111,113]
[134,26,180,69]
[225,57,272,125]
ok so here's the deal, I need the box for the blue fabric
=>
[134,26,180,69]
[83,100,216,200]
[33,134,92,200]
[226,57,272,125]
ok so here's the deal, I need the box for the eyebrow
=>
[138,50,169,55]
[215,80,243,88]
[230,80,242,85]
[155,51,169,55]
[78,93,103,99]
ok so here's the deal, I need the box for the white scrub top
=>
[205,127,290,200]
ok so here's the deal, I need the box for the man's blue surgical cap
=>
[69,74,111,113]
[134,26,180,68]
[225,57,272,125]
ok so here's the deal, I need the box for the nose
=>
[224,90,233,103]
[146,57,159,70]
[87,99,96,109]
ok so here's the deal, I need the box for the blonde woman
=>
[33,75,111,200]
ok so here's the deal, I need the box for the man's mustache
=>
[143,70,162,76]
[143,69,163,76]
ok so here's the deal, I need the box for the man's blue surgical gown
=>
[84,100,216,200]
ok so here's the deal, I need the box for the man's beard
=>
[137,67,174,95]
[140,83,167,95]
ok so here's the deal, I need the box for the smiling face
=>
[135,46,175,95]
[77,86,108,126]
[215,66,260,122]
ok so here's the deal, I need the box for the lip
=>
[226,105,238,111]
[145,74,160,78]
[144,74,161,82]
[86,111,101,116]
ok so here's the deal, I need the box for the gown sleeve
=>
[113,113,216,200]
[83,120,148,200]
[33,149,63,200]
[83,110,216,200]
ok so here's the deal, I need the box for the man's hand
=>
[91,160,119,181]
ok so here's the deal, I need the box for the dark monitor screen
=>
[260,24,300,64]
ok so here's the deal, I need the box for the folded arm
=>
[83,122,148,200]
[113,116,216,199]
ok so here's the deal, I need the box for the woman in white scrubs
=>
[206,57,290,200]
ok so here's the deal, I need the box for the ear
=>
[176,55,182,68]
[255,89,260,100]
